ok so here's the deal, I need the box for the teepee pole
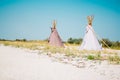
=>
[53,20,56,29]
[95,33,111,49]
[91,27,111,49]
[87,15,110,49]
[87,15,94,26]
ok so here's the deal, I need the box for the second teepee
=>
[48,20,64,47]
[80,16,102,50]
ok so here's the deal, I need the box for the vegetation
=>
[15,39,27,42]
[1,38,120,49]
[87,55,95,60]
[87,53,102,60]
[0,38,120,64]
[108,55,120,64]
[67,38,82,44]
[66,38,120,49]
[100,38,120,49]
[0,40,47,50]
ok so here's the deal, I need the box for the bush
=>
[67,37,82,44]
[87,55,95,60]
[0,39,7,41]
[67,38,74,44]
[15,39,27,42]
[100,38,120,49]
[101,38,112,47]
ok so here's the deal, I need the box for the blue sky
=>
[0,0,120,41]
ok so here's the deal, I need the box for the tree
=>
[67,37,74,44]
[67,37,83,44]
[101,38,112,47]
[15,39,27,42]
[112,41,120,47]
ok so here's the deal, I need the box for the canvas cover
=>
[48,25,64,47]
[80,25,102,50]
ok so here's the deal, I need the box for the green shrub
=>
[87,55,95,60]
[67,37,82,44]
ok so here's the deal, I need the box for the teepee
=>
[48,20,64,47]
[80,16,102,50]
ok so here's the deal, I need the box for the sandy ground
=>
[0,45,120,80]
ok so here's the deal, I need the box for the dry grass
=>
[0,40,47,50]
[108,54,120,64]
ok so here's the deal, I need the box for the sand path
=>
[0,45,119,80]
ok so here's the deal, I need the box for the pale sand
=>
[0,45,120,80]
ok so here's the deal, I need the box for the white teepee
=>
[80,16,102,50]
